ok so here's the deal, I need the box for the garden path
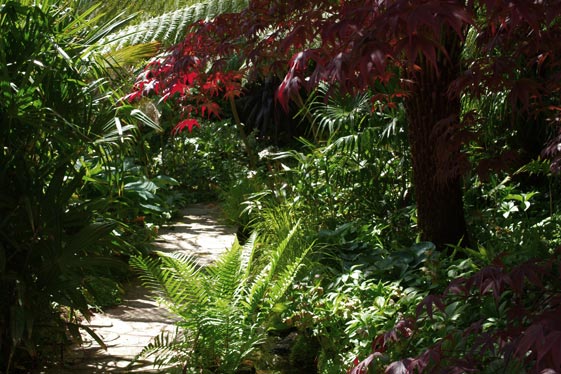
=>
[39,203,236,373]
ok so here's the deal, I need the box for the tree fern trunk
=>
[405,28,470,249]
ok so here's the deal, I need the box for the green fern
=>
[104,0,250,51]
[131,226,312,373]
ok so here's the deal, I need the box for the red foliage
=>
[350,250,561,373]
[127,1,330,133]
[127,0,561,165]
[122,2,561,369]
[126,0,561,244]
[173,118,199,134]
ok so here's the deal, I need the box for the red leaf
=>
[539,331,561,370]
[184,71,198,85]
[201,102,221,118]
[416,294,445,320]
[122,90,143,103]
[172,118,199,134]
[385,359,412,374]
[515,323,544,359]
[349,352,383,374]
[508,78,542,111]
[163,82,189,102]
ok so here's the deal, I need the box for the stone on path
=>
[38,203,236,373]
[153,203,237,266]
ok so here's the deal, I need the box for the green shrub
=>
[131,225,312,373]
[160,120,249,203]
[0,2,159,370]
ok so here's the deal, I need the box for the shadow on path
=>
[38,203,236,373]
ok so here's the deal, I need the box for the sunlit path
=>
[39,204,236,373]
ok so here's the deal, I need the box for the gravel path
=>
[39,204,236,373]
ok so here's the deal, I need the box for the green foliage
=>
[82,155,185,226]
[130,224,312,373]
[0,1,173,370]
[285,272,405,372]
[161,120,249,203]
[264,98,411,246]
[103,0,250,50]
[465,173,560,264]
[219,173,265,232]
[277,241,443,374]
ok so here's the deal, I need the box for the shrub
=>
[131,225,312,373]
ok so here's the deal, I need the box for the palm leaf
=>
[103,42,162,67]
[306,83,372,140]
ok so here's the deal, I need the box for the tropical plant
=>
[0,1,163,370]
[269,133,410,243]
[282,266,422,373]
[126,0,561,249]
[130,224,312,373]
[101,0,250,50]
[161,119,249,203]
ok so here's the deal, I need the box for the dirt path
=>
[39,203,236,373]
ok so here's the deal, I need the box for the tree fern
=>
[104,0,250,51]
[131,227,312,373]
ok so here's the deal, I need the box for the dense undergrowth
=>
[212,99,561,373]
[0,2,181,371]
[155,80,561,373]
[3,1,561,374]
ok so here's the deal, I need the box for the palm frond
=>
[307,83,372,140]
[324,126,378,157]
[103,42,161,67]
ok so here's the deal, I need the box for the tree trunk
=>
[405,30,470,249]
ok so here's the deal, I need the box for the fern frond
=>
[205,238,244,302]
[129,254,168,296]
[131,251,208,315]
[158,252,209,312]
[133,329,188,369]
[104,0,250,51]
[244,222,302,316]
[134,222,311,372]
[267,243,312,304]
